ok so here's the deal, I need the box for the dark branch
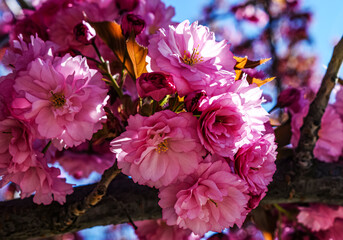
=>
[0,174,160,240]
[2,153,343,239]
[295,36,343,170]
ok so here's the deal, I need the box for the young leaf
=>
[234,56,271,69]
[89,21,135,78]
[126,33,148,79]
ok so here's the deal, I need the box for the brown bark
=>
[295,37,343,170]
[2,154,343,239]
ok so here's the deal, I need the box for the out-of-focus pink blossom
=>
[0,118,73,204]
[319,219,343,240]
[49,2,117,54]
[148,20,235,96]
[0,118,35,174]
[121,13,145,39]
[116,0,139,12]
[3,35,57,72]
[297,204,343,232]
[2,155,73,204]
[73,20,96,45]
[0,74,15,120]
[134,0,175,46]
[231,4,269,27]
[136,72,176,101]
[111,110,205,188]
[159,160,249,236]
[291,104,343,162]
[198,79,268,158]
[234,133,277,209]
[54,142,114,179]
[135,219,198,240]
[277,87,303,113]
[12,54,108,148]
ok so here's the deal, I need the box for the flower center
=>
[156,139,169,153]
[182,45,203,66]
[50,91,66,108]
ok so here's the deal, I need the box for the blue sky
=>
[163,0,343,77]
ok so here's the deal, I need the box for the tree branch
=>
[2,153,343,239]
[295,36,343,170]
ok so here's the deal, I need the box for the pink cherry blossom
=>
[297,204,343,232]
[158,160,249,236]
[291,104,343,162]
[133,0,175,46]
[12,54,108,148]
[111,110,205,188]
[0,118,73,204]
[2,155,73,205]
[148,20,236,96]
[198,79,268,158]
[134,219,198,240]
[54,142,114,179]
[3,35,57,72]
[0,118,35,174]
[234,133,277,209]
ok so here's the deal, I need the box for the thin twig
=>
[295,36,343,170]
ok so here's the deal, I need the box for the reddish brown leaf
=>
[126,33,148,79]
[89,21,135,78]
[248,76,276,87]
[234,56,271,70]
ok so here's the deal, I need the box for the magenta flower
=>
[0,118,35,174]
[54,142,114,179]
[2,155,73,205]
[234,133,277,209]
[297,204,343,232]
[73,20,96,45]
[158,160,249,236]
[148,20,236,96]
[12,54,108,148]
[134,219,198,240]
[291,104,343,163]
[111,110,205,188]
[0,118,73,204]
[121,13,145,39]
[136,72,176,101]
[3,35,57,72]
[198,79,269,158]
[134,0,175,46]
[115,0,139,12]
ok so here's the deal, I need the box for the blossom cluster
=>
[0,0,277,238]
[111,19,277,236]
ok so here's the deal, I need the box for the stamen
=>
[156,139,169,153]
[182,45,203,66]
[50,91,66,108]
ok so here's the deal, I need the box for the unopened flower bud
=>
[184,90,208,113]
[121,13,145,39]
[277,87,302,113]
[73,20,96,45]
[136,72,176,101]
[115,0,139,12]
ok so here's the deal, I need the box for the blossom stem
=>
[273,203,292,219]
[91,41,123,98]
[42,140,52,154]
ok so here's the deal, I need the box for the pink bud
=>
[184,90,208,113]
[73,20,96,45]
[277,87,302,113]
[136,72,176,101]
[115,0,139,12]
[121,13,145,39]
